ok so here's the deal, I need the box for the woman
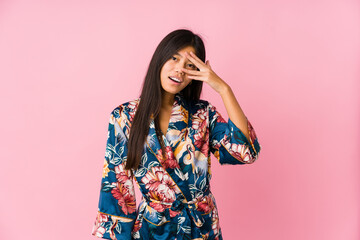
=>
[91,29,261,240]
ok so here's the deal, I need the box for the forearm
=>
[219,84,251,143]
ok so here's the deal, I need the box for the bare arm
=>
[219,85,251,143]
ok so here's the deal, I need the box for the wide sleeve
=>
[208,101,261,165]
[92,108,137,240]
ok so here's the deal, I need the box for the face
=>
[160,45,198,96]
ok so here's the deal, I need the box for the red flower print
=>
[141,167,181,203]
[147,191,168,212]
[127,101,139,122]
[222,138,253,163]
[149,202,167,212]
[114,164,131,183]
[247,119,257,144]
[193,129,209,156]
[111,182,136,215]
[192,108,210,156]
[169,208,181,217]
[92,212,109,237]
[192,109,207,131]
[209,105,227,124]
[196,195,214,214]
[157,146,180,169]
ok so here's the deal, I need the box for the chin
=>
[163,89,179,95]
[162,86,183,95]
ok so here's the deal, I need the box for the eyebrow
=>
[174,52,183,57]
[174,52,194,62]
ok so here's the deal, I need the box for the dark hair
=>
[125,28,206,170]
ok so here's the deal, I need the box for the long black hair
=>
[125,28,206,170]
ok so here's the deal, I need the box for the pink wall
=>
[0,0,359,239]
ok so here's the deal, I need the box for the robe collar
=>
[146,92,189,150]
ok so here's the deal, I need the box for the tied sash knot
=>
[144,189,212,240]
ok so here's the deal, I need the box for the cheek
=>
[161,62,172,72]
[160,65,171,78]
[184,79,192,86]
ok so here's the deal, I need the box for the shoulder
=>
[197,98,218,112]
[110,97,141,119]
[188,98,219,119]
[188,98,210,111]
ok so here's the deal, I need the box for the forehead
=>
[174,46,196,57]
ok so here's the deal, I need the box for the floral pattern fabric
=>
[92,92,261,240]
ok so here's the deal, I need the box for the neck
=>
[161,92,175,109]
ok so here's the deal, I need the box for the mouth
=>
[168,76,183,84]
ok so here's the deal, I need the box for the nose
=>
[176,62,185,75]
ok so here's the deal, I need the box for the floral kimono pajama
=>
[92,92,261,240]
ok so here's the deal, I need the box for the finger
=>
[181,68,201,75]
[188,75,206,81]
[185,52,206,69]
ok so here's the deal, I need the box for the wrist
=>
[218,83,231,95]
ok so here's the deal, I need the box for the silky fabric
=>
[92,92,262,240]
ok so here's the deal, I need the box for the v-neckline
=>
[159,93,181,139]
[160,115,171,138]
[145,92,189,152]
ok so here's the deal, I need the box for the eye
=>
[171,56,177,61]
[188,64,196,69]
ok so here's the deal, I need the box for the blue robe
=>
[92,92,261,240]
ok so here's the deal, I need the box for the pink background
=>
[0,0,359,239]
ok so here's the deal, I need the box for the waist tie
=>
[145,188,211,239]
